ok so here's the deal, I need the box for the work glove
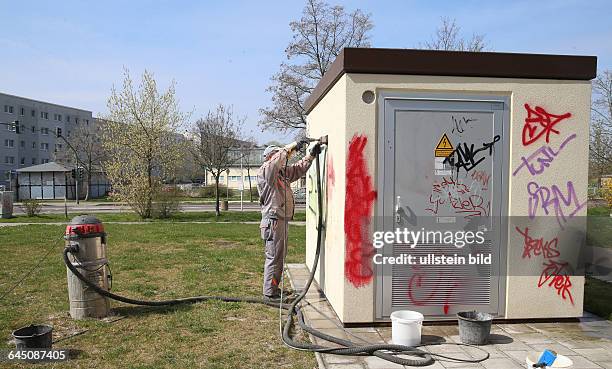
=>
[296,139,310,151]
[310,142,322,157]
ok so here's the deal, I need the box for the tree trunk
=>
[146,159,153,219]
[215,175,220,217]
[85,159,92,201]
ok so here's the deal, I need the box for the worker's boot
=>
[263,291,296,303]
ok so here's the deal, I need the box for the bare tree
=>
[260,0,373,133]
[55,121,108,200]
[421,17,488,52]
[590,70,612,183]
[191,104,245,216]
[101,69,187,219]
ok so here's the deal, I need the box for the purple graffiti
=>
[527,180,586,229]
[513,134,576,177]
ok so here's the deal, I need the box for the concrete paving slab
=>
[565,355,604,368]
[572,348,612,362]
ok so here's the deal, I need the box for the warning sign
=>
[434,133,454,157]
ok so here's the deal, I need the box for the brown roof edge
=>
[304,48,598,113]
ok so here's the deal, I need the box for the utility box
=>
[0,191,14,218]
[305,48,597,324]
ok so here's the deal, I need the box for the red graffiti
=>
[327,153,335,202]
[538,259,574,305]
[470,170,490,190]
[407,266,459,315]
[425,177,490,218]
[522,104,572,146]
[344,135,377,288]
[516,226,560,259]
[517,227,574,305]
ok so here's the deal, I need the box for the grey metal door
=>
[377,93,509,319]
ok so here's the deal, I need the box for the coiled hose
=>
[62,150,488,367]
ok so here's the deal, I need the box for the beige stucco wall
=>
[307,72,590,323]
[306,75,348,321]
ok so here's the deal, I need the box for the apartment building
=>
[0,92,93,189]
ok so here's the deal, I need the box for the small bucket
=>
[12,324,53,349]
[457,311,493,345]
[526,352,573,368]
[390,310,424,346]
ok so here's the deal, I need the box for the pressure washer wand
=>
[306,135,328,145]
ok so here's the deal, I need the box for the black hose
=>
[63,247,282,308]
[62,147,488,367]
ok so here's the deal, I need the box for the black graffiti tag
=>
[451,116,478,135]
[443,135,501,175]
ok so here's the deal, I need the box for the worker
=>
[258,139,322,301]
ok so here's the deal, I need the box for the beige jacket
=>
[257,149,313,224]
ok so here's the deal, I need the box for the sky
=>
[0,0,610,145]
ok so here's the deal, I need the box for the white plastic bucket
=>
[525,352,573,368]
[390,310,424,346]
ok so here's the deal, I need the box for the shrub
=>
[21,199,43,217]
[602,181,612,208]
[197,184,236,198]
[152,188,181,219]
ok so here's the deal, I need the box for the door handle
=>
[395,196,401,224]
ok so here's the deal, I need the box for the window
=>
[32,142,36,149]
[40,111,44,118]
[20,107,24,116]
[5,156,15,164]
[41,127,49,135]
[3,105,7,113]
[75,118,79,124]
[31,109,35,117]
[85,119,89,125]
[4,105,14,114]
[56,127,62,137]
[42,158,49,164]
[219,176,225,182]
[40,143,49,151]
[20,157,25,165]
[9,106,13,114]
[66,115,70,122]
[44,112,48,120]
[20,141,25,148]
[31,158,36,165]
[55,143,63,151]
[58,114,62,122]
[4,139,14,148]
[31,126,35,133]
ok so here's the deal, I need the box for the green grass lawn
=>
[587,206,612,249]
[584,277,612,320]
[0,223,314,369]
[0,211,306,224]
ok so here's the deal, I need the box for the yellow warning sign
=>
[434,133,454,157]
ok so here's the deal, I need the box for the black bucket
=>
[12,324,53,349]
[457,311,493,345]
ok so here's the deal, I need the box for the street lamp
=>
[56,131,84,205]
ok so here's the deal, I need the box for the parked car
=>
[293,187,306,204]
